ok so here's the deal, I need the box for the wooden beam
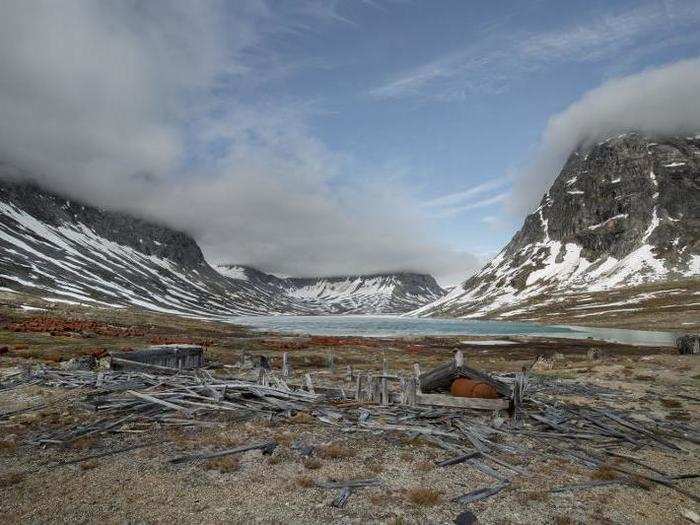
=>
[416,393,510,410]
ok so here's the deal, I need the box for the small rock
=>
[455,510,478,524]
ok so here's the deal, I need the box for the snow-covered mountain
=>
[216,265,444,314]
[413,133,699,319]
[285,273,444,314]
[0,175,442,316]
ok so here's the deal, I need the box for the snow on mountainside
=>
[0,175,443,316]
[0,179,314,317]
[413,133,699,321]
[215,265,445,314]
[283,273,445,314]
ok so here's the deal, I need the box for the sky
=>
[0,0,699,285]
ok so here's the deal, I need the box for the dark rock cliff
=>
[415,133,699,318]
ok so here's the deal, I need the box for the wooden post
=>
[327,352,335,374]
[381,357,389,406]
[364,372,373,401]
[345,365,353,382]
[355,374,364,401]
[282,352,292,378]
[372,377,382,404]
[413,363,422,394]
[454,350,464,368]
[404,377,417,407]
[304,373,315,394]
[512,371,527,425]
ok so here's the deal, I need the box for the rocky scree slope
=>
[0,175,442,316]
[413,133,699,320]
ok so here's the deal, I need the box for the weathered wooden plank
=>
[453,482,509,504]
[127,390,191,413]
[170,441,277,464]
[417,393,509,410]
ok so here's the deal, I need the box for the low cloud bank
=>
[0,1,478,284]
[511,57,700,214]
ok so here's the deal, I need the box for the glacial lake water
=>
[230,315,678,347]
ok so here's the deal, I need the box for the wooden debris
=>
[453,482,509,504]
[170,441,277,464]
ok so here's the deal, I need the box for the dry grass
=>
[364,459,385,475]
[295,475,315,488]
[267,449,293,465]
[634,374,655,381]
[406,487,441,506]
[303,458,322,470]
[516,490,549,503]
[317,442,355,460]
[666,410,691,421]
[554,517,576,525]
[71,436,97,450]
[659,398,682,408]
[289,412,314,425]
[204,455,240,473]
[0,438,18,452]
[80,459,99,470]
[591,464,619,481]
[414,460,434,472]
[0,471,24,488]
[271,431,294,447]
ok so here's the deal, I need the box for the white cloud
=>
[0,0,477,283]
[421,177,509,209]
[422,177,510,218]
[510,56,700,213]
[370,0,700,101]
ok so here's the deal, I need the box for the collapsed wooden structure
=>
[2,349,698,509]
[677,334,699,355]
[110,344,204,371]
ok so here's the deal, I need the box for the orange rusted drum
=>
[471,382,499,399]
[451,378,500,399]
[450,378,478,397]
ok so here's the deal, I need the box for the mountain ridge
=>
[0,176,443,316]
[412,132,699,321]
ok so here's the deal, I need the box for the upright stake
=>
[355,373,364,401]
[304,373,315,394]
[454,350,464,368]
[282,352,292,378]
[413,363,422,394]
[381,357,389,406]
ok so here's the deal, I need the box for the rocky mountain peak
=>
[413,132,699,319]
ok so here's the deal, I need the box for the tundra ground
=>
[0,292,698,524]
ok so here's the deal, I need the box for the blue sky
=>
[246,0,699,255]
[1,0,699,284]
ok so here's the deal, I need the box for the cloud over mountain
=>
[0,1,478,284]
[511,57,700,213]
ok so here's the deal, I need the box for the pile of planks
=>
[2,353,698,507]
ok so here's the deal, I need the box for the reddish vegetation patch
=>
[308,336,382,348]
[148,336,212,346]
[4,317,146,338]
[262,339,308,350]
